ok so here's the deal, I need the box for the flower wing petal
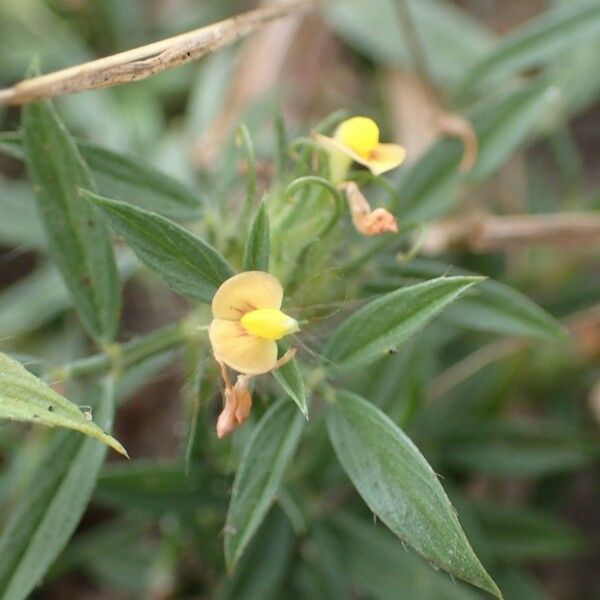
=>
[313,133,367,165]
[209,319,278,375]
[211,271,283,320]
[362,143,407,176]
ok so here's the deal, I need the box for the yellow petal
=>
[314,134,406,177]
[209,319,278,375]
[314,132,366,165]
[358,143,407,176]
[335,116,379,156]
[211,271,283,320]
[240,308,299,340]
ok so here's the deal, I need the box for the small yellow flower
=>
[315,116,407,178]
[209,271,299,438]
[209,271,299,375]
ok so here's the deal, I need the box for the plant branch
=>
[0,0,318,106]
[421,212,600,254]
[47,321,203,382]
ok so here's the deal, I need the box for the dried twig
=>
[421,212,600,254]
[0,0,318,106]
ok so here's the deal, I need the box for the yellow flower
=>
[209,271,299,375]
[314,116,407,179]
[209,271,299,438]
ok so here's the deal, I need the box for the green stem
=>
[274,113,288,181]
[48,321,199,382]
[284,175,344,236]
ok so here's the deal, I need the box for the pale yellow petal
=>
[358,143,407,176]
[314,135,406,177]
[209,319,278,375]
[313,133,367,166]
[211,271,283,320]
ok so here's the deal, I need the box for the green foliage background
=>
[0,1,599,599]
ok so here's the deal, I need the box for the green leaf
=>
[469,80,557,181]
[334,512,483,600]
[22,98,120,344]
[273,357,308,418]
[326,0,495,86]
[0,265,67,339]
[0,379,119,600]
[0,254,136,340]
[394,137,462,223]
[84,192,234,303]
[243,202,270,271]
[219,507,295,600]
[80,144,203,221]
[470,500,585,563]
[225,399,305,571]
[376,258,566,341]
[324,277,482,372]
[96,462,222,515]
[326,391,501,598]
[0,179,45,249]
[0,131,203,220]
[441,420,595,478]
[0,352,126,456]
[459,2,600,95]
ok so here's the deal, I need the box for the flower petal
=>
[211,271,283,320]
[209,319,278,375]
[313,133,366,166]
[314,135,406,177]
[359,143,407,176]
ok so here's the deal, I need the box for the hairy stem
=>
[48,320,204,382]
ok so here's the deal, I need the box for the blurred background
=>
[0,1,599,599]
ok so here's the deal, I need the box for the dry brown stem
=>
[422,212,600,254]
[0,0,318,107]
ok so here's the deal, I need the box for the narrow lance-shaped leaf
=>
[84,192,234,303]
[459,1,600,95]
[273,354,308,418]
[334,513,483,600]
[0,378,120,600]
[326,391,502,598]
[374,258,567,342]
[225,398,305,571]
[0,352,127,456]
[0,131,203,220]
[324,277,482,372]
[243,202,270,272]
[22,97,120,344]
[468,79,557,181]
